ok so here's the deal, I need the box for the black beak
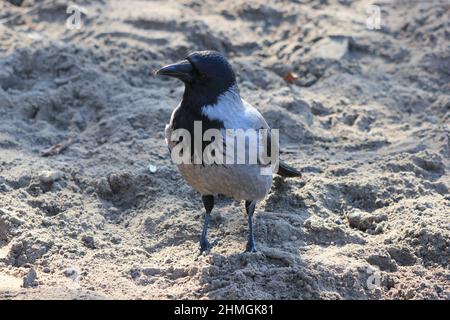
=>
[155,59,193,82]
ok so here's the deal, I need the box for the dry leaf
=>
[283,71,299,83]
[41,139,74,157]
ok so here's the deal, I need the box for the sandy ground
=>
[0,0,449,300]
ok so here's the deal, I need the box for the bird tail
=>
[277,160,302,178]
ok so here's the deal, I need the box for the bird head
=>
[156,51,237,108]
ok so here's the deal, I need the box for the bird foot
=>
[199,237,219,255]
[245,241,257,253]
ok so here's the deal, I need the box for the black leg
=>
[199,195,214,253]
[245,200,257,252]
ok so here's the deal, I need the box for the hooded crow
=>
[156,50,302,253]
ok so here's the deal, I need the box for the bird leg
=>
[199,195,214,253]
[245,200,257,252]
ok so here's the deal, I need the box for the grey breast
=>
[165,107,272,200]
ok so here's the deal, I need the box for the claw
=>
[199,239,211,254]
[245,241,257,253]
[199,237,219,254]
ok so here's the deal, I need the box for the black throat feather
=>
[170,86,226,163]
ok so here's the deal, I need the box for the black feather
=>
[277,161,302,178]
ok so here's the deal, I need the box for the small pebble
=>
[39,170,64,184]
[63,268,78,278]
[148,164,157,173]
[23,268,38,288]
